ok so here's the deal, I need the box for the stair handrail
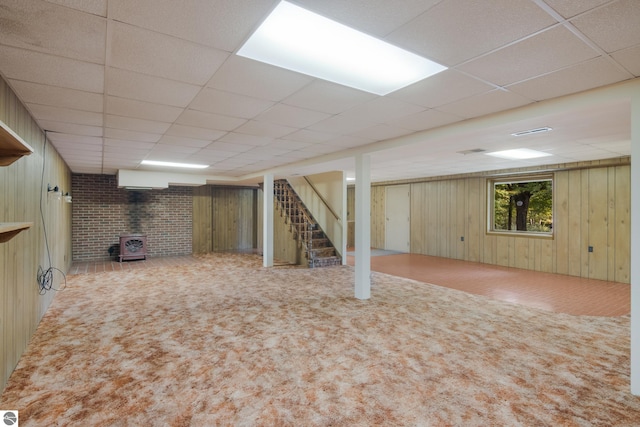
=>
[302,176,340,222]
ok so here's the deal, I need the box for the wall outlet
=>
[588,246,593,252]
[460,236,464,242]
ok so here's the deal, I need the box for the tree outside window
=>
[490,176,553,234]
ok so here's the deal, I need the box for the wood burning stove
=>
[119,234,147,262]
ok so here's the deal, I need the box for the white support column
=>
[355,154,371,300]
[342,171,348,265]
[263,173,274,268]
[631,90,640,395]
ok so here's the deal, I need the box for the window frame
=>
[487,173,554,239]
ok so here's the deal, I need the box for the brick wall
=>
[71,174,193,261]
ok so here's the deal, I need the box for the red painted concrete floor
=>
[347,252,629,317]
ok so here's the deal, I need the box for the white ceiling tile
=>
[148,144,200,155]
[189,88,274,119]
[389,70,493,108]
[0,1,106,63]
[104,139,155,150]
[267,139,313,151]
[110,21,228,85]
[282,80,377,114]
[307,115,374,135]
[436,89,533,119]
[386,0,556,66]
[37,120,103,136]
[176,110,246,132]
[45,0,107,16]
[217,132,274,147]
[106,97,183,123]
[47,133,102,146]
[157,135,212,149]
[0,45,104,92]
[104,128,162,143]
[207,56,313,101]
[105,115,171,134]
[571,0,640,53]
[165,124,227,141]
[351,124,413,141]
[386,109,462,132]
[239,146,292,158]
[26,103,103,127]
[324,135,375,149]
[206,141,255,153]
[507,57,633,101]
[255,104,331,128]
[53,142,101,152]
[612,45,640,76]
[543,0,610,18]
[277,150,316,160]
[457,26,600,86]
[106,68,201,107]
[9,80,103,112]
[108,0,273,52]
[191,148,237,161]
[234,120,297,138]
[281,129,337,144]
[340,97,425,123]
[303,143,348,154]
[103,146,149,157]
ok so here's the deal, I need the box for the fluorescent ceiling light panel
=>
[485,149,552,160]
[511,127,552,136]
[141,160,209,169]
[237,1,447,95]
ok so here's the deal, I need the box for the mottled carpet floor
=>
[2,253,639,426]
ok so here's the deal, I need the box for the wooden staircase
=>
[274,179,342,268]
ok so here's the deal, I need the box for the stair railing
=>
[274,180,315,262]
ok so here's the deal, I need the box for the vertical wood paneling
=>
[373,161,630,283]
[607,167,616,281]
[192,186,212,253]
[1,77,71,392]
[588,168,608,280]
[455,180,466,259]
[370,186,385,248]
[567,170,583,277]
[410,183,423,254]
[467,178,481,262]
[554,171,569,275]
[192,186,258,253]
[614,165,630,283]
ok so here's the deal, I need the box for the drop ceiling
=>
[0,0,638,184]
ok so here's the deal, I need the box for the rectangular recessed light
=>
[485,148,552,160]
[511,127,552,136]
[237,1,447,95]
[141,160,209,169]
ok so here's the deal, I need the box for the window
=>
[488,175,553,236]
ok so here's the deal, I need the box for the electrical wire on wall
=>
[37,131,67,294]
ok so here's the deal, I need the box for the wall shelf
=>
[0,119,34,166]
[0,222,33,243]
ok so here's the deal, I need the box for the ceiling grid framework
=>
[0,0,637,184]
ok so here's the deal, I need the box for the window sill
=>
[487,230,554,240]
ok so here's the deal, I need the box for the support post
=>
[263,173,274,268]
[631,89,640,395]
[354,154,371,300]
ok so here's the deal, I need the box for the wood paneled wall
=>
[349,159,631,283]
[192,186,258,253]
[0,78,72,392]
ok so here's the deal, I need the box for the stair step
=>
[309,256,342,268]
[311,238,331,247]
